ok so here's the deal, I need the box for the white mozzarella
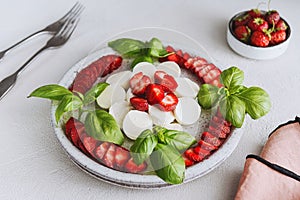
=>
[126,88,135,102]
[132,62,156,81]
[174,97,201,125]
[96,84,126,109]
[156,61,181,77]
[106,70,132,90]
[122,110,153,140]
[148,105,175,126]
[109,101,132,129]
[162,123,183,131]
[174,77,200,98]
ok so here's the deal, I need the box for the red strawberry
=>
[183,52,191,61]
[102,144,116,168]
[176,49,183,57]
[114,146,130,170]
[202,68,221,84]
[145,84,165,105]
[124,158,147,173]
[275,19,288,31]
[165,45,175,53]
[193,146,211,159]
[207,76,223,88]
[250,31,270,47]
[130,97,149,111]
[184,148,203,162]
[247,17,269,32]
[265,10,280,25]
[158,92,178,112]
[182,155,194,167]
[198,140,218,151]
[154,71,178,92]
[95,142,110,160]
[270,30,286,45]
[234,25,251,42]
[248,9,262,18]
[208,125,227,138]
[82,135,98,155]
[129,72,151,96]
[201,131,223,147]
[185,57,208,70]
[233,13,251,27]
[167,53,181,63]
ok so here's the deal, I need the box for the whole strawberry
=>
[250,31,270,47]
[248,17,269,32]
[234,14,251,27]
[265,10,280,25]
[275,19,288,31]
[270,30,286,45]
[248,9,262,18]
[234,25,251,42]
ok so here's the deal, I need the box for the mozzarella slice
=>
[156,61,181,77]
[109,101,132,129]
[162,123,183,131]
[174,77,200,98]
[126,88,135,102]
[122,110,153,140]
[174,97,201,125]
[106,70,132,90]
[148,105,175,126]
[132,62,156,81]
[96,84,126,109]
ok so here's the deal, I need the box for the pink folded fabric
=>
[235,117,300,200]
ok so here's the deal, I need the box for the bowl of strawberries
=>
[227,8,291,60]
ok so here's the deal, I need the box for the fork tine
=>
[60,2,81,21]
[57,14,80,41]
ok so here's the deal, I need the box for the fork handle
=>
[0,45,48,100]
[0,29,44,61]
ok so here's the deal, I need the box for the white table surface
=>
[0,0,299,199]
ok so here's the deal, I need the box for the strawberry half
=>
[145,84,165,105]
[182,154,194,167]
[124,158,147,173]
[102,144,116,168]
[130,97,149,111]
[82,135,98,155]
[201,131,223,147]
[158,92,178,112]
[95,142,111,161]
[198,140,218,151]
[154,71,178,92]
[129,72,151,96]
[114,146,130,170]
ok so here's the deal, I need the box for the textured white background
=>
[0,0,299,199]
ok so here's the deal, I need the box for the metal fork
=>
[0,14,81,100]
[0,2,83,61]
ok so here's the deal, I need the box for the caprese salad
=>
[29,37,271,185]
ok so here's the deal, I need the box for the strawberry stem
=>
[256,2,266,10]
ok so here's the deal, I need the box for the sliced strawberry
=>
[193,146,211,159]
[208,125,227,139]
[198,140,218,151]
[130,97,149,111]
[182,154,194,167]
[184,148,204,162]
[212,116,231,127]
[176,49,183,57]
[145,84,165,105]
[208,76,223,88]
[158,92,178,112]
[165,45,175,53]
[154,71,178,92]
[195,63,216,78]
[95,142,111,161]
[203,68,221,84]
[124,158,147,173]
[129,72,151,96]
[102,143,116,168]
[183,52,191,61]
[201,131,223,147]
[114,146,130,170]
[167,53,181,64]
[82,135,98,155]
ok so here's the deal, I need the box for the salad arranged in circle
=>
[29,37,271,185]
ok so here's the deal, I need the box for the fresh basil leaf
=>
[229,85,247,95]
[157,49,174,58]
[148,38,164,58]
[153,126,167,144]
[131,56,153,69]
[163,130,196,152]
[108,38,145,58]
[219,95,246,128]
[197,84,221,109]
[130,129,158,165]
[55,94,83,123]
[85,110,124,145]
[150,143,185,184]
[220,67,244,89]
[83,82,109,105]
[28,84,73,101]
[235,87,271,119]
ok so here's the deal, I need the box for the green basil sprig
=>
[130,126,196,184]
[197,66,271,128]
[108,37,173,68]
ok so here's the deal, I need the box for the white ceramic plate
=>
[51,28,244,188]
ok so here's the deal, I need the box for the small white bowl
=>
[227,11,292,60]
